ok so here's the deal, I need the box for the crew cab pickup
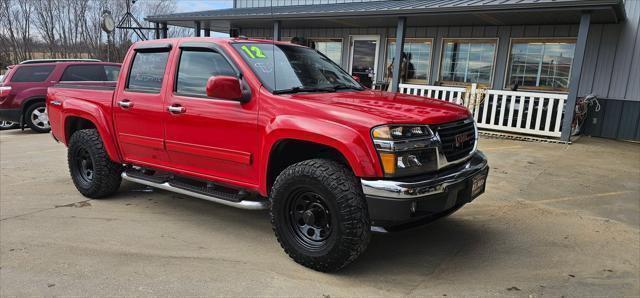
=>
[47,38,488,272]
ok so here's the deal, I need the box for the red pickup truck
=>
[47,38,488,272]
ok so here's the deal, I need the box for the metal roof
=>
[146,0,625,32]
[147,0,624,22]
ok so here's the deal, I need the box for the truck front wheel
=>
[68,129,122,198]
[270,159,371,272]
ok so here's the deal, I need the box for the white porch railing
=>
[399,83,568,138]
[401,84,466,105]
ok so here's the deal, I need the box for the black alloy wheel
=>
[75,146,95,184]
[287,188,334,251]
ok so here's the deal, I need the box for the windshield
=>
[232,42,363,94]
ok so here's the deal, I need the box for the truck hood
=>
[287,90,471,125]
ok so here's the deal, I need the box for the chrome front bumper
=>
[361,151,488,200]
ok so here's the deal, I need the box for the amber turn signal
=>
[379,152,396,175]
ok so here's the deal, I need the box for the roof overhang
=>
[146,0,625,32]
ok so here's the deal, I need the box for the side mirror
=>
[352,75,361,82]
[206,76,243,101]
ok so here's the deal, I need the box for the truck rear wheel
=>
[68,129,122,198]
[270,159,371,272]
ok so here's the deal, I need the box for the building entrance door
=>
[348,35,380,88]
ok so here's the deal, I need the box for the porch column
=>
[154,22,160,39]
[560,13,590,142]
[230,28,240,38]
[161,22,168,38]
[203,22,211,37]
[194,21,201,37]
[273,20,281,41]
[391,17,406,93]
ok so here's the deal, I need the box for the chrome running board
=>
[121,172,269,210]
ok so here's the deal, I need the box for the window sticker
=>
[241,45,267,59]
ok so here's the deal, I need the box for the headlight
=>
[371,125,438,177]
[372,125,432,140]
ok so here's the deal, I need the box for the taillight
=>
[0,86,11,98]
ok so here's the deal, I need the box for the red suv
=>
[0,60,120,132]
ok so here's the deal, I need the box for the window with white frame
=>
[385,38,432,84]
[439,39,497,86]
[312,38,343,65]
[506,39,576,92]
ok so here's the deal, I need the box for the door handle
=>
[167,104,186,114]
[118,100,133,108]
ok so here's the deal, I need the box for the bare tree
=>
[139,0,190,38]
[1,0,35,62]
[0,0,12,70]
[0,0,190,66]
[34,0,58,58]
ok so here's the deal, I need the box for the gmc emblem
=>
[455,132,473,147]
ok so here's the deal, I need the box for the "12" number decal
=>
[241,45,266,59]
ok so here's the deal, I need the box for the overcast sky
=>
[176,0,234,12]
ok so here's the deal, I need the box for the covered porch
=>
[146,0,626,142]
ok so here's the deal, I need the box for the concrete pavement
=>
[1,130,638,296]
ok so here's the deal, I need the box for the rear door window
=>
[10,65,55,82]
[126,51,169,93]
[176,50,236,96]
[105,65,120,81]
[60,64,121,81]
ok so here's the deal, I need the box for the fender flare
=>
[61,99,122,163]
[258,115,381,196]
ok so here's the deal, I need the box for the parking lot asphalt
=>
[1,129,638,297]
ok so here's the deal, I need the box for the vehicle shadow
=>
[0,128,40,135]
[342,217,496,277]
[113,181,274,231]
[112,181,498,278]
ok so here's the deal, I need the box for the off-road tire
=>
[270,159,371,272]
[68,129,122,198]
[25,101,50,133]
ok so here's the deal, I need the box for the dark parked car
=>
[0,60,120,133]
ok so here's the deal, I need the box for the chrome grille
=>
[435,118,476,162]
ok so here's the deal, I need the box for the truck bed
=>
[47,82,117,144]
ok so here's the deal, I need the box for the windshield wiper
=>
[272,86,334,94]
[330,84,364,91]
